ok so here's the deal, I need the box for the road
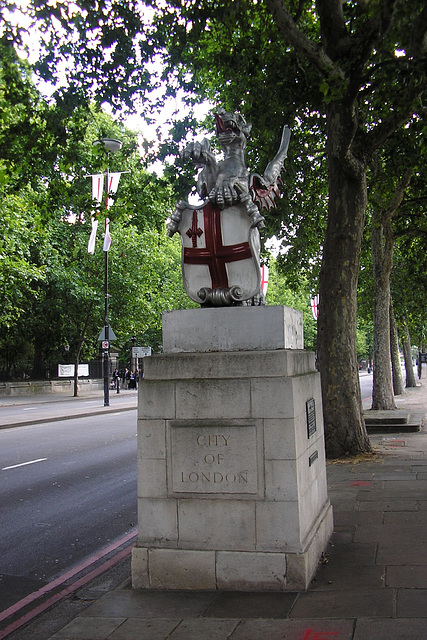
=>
[360,366,420,408]
[359,371,373,406]
[0,409,137,612]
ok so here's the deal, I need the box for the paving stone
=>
[373,472,417,480]
[354,617,427,640]
[397,588,427,617]
[108,618,180,640]
[332,511,383,527]
[48,616,126,639]
[354,523,427,543]
[386,566,427,588]
[229,618,355,640]
[358,499,419,511]
[202,591,298,618]
[327,496,359,511]
[317,542,377,568]
[377,542,427,566]
[168,618,240,639]
[80,590,218,618]
[310,563,385,590]
[378,479,427,497]
[330,530,354,544]
[383,511,427,524]
[289,588,393,618]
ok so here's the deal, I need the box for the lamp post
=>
[92,138,122,407]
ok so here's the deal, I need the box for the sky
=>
[5,0,212,172]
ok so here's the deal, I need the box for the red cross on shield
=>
[177,201,261,305]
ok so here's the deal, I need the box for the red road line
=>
[0,529,136,638]
[0,545,134,639]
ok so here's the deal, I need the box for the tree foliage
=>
[2,2,427,459]
[0,42,191,380]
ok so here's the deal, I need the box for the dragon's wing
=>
[250,125,291,210]
[263,125,291,186]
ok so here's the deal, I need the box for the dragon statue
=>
[167,108,290,307]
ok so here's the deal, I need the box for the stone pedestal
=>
[132,306,333,591]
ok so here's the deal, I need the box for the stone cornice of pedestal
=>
[162,305,304,353]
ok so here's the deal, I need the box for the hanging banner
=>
[261,264,269,296]
[310,295,319,320]
[87,217,98,254]
[92,174,104,203]
[106,172,121,210]
[103,217,112,252]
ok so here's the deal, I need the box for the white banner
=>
[58,364,89,377]
[92,174,104,203]
[261,264,269,296]
[106,172,121,210]
[311,295,319,320]
[87,217,98,254]
[103,217,112,252]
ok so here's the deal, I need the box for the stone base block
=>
[285,502,334,590]
[131,503,333,591]
[162,305,303,353]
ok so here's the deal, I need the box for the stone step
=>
[363,409,409,425]
[364,410,422,434]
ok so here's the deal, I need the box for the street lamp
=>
[93,138,123,153]
[92,137,123,407]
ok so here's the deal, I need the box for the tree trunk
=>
[73,300,94,397]
[317,103,371,459]
[73,355,79,397]
[32,341,47,379]
[402,325,416,388]
[370,211,395,409]
[390,302,404,396]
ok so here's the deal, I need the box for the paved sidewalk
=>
[0,388,137,429]
[6,384,427,640]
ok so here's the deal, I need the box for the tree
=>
[265,257,318,352]
[390,302,404,395]
[268,1,425,457]
[370,170,413,410]
[391,236,427,386]
[177,0,426,457]
[366,109,426,409]
[9,1,427,456]
[0,42,192,383]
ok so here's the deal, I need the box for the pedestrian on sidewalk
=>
[123,367,129,389]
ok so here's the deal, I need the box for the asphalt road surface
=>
[0,410,137,612]
[359,371,373,405]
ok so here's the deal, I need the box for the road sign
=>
[98,326,117,341]
[132,346,152,358]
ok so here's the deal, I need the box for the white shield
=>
[177,201,261,305]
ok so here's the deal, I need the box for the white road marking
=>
[2,458,48,471]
